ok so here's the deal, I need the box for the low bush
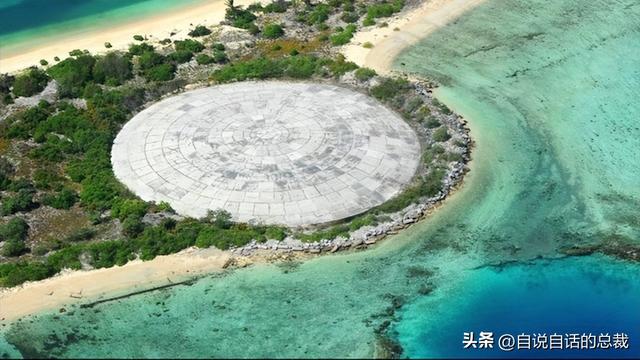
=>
[355,67,376,81]
[433,126,451,142]
[188,25,212,37]
[370,77,410,101]
[330,24,357,46]
[263,23,285,39]
[196,54,215,65]
[133,35,145,41]
[174,39,205,53]
[12,67,49,97]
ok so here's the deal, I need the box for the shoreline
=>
[0,0,482,326]
[343,0,486,75]
[0,0,254,74]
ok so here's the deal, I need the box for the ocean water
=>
[0,0,205,56]
[1,0,639,358]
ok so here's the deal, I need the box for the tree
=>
[12,67,49,97]
[47,55,96,97]
[92,52,133,86]
[0,217,29,243]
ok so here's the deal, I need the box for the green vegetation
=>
[330,24,357,45]
[433,126,451,142]
[92,52,133,86]
[104,42,112,48]
[363,0,404,26]
[133,34,145,41]
[0,0,461,288]
[0,217,29,257]
[354,67,376,81]
[370,77,411,100]
[168,50,194,64]
[39,59,48,66]
[174,39,205,53]
[263,23,285,39]
[12,67,49,97]
[188,25,212,37]
[225,0,258,30]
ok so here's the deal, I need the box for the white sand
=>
[0,247,230,323]
[343,0,485,74]
[0,0,254,74]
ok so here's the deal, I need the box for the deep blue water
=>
[0,0,152,35]
[396,256,640,358]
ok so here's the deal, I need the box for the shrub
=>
[1,189,36,215]
[88,240,133,268]
[205,209,232,229]
[12,67,49,97]
[433,127,451,142]
[425,116,440,128]
[362,17,375,26]
[0,261,55,287]
[225,3,257,29]
[33,169,63,190]
[168,50,194,64]
[370,77,410,100]
[306,4,331,24]
[1,240,27,257]
[0,157,15,190]
[122,214,145,238]
[0,217,29,243]
[263,23,285,39]
[363,42,374,49]
[264,226,286,240]
[128,42,155,56]
[47,55,96,97]
[341,12,360,23]
[104,42,112,48]
[355,67,376,81]
[195,54,215,65]
[212,43,226,51]
[174,39,205,53]
[137,50,165,70]
[326,55,358,77]
[80,172,122,210]
[42,188,78,209]
[188,25,212,37]
[330,24,357,46]
[54,56,60,61]
[92,52,133,85]
[133,35,145,41]
[64,227,96,242]
[68,49,86,57]
[0,73,15,94]
[212,50,228,63]
[289,49,299,56]
[111,198,148,221]
[144,64,175,81]
[263,1,288,13]
[39,59,48,66]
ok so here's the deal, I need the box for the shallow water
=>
[0,0,205,55]
[1,0,639,357]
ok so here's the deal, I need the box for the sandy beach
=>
[343,0,485,74]
[0,247,231,323]
[0,0,254,74]
[0,0,482,325]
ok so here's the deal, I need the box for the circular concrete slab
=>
[112,81,420,226]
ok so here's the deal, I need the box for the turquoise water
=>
[1,0,639,357]
[0,0,205,56]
